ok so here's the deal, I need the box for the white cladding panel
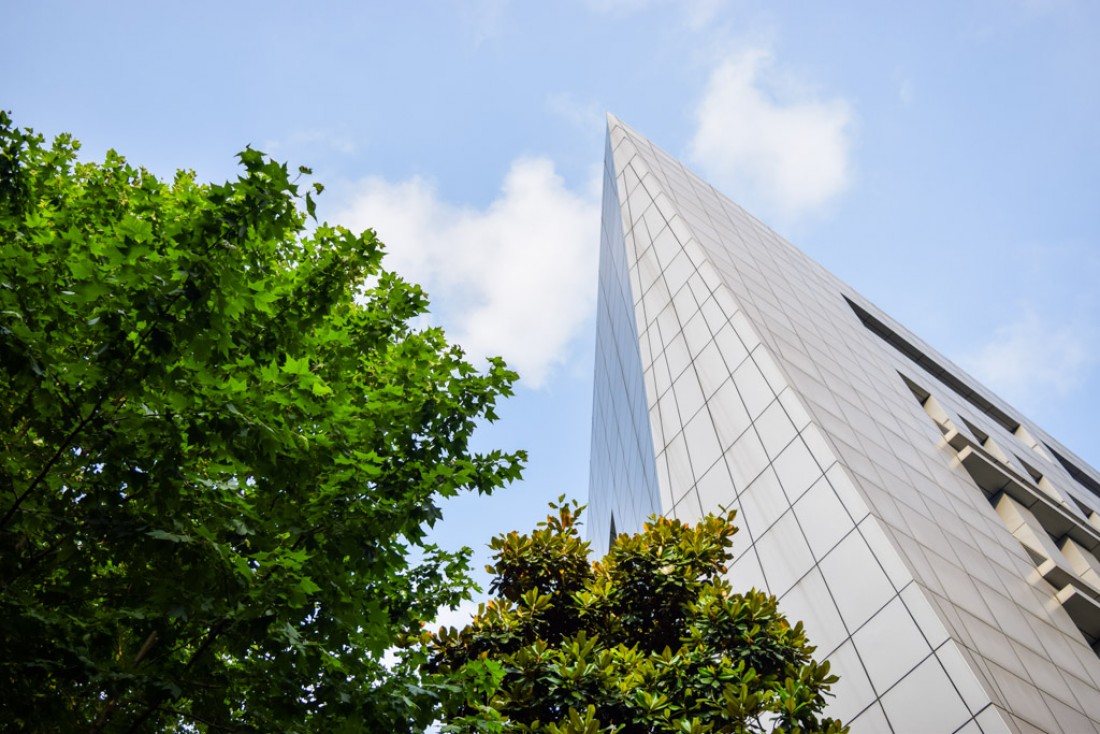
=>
[588,115,1100,732]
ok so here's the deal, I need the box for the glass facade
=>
[588,114,1100,732]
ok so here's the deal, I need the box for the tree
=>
[422,500,848,733]
[0,113,524,732]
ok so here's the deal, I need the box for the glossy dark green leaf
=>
[422,503,849,734]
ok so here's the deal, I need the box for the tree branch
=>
[1,395,108,531]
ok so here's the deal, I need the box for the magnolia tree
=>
[0,113,524,732]
[421,501,848,733]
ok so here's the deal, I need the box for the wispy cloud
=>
[547,92,604,136]
[961,307,1097,411]
[897,76,915,107]
[688,48,854,218]
[459,0,510,46]
[583,0,728,29]
[263,128,358,158]
[332,159,599,389]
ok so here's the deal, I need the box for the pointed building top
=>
[589,118,1100,731]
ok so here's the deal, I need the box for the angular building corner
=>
[587,114,1100,732]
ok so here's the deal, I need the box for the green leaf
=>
[282,354,311,375]
[0,114,524,733]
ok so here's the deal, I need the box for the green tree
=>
[0,113,524,732]
[422,501,847,733]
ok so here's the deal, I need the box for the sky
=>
[5,0,1099,619]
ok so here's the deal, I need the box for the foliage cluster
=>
[0,113,524,732]
[423,501,847,733]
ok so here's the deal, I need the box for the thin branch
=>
[0,534,65,591]
[133,630,159,666]
[87,630,160,734]
[0,394,109,531]
[185,619,231,671]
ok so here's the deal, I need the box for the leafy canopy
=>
[422,501,848,733]
[0,112,524,732]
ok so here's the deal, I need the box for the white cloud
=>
[459,0,510,46]
[547,92,604,135]
[332,159,599,389]
[680,0,728,29]
[583,0,727,29]
[264,128,358,157]
[961,308,1097,409]
[688,48,853,218]
[898,77,915,107]
[584,0,650,12]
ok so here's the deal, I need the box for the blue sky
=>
[5,0,1099,610]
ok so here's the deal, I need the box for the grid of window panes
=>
[587,135,661,557]
[587,116,1100,732]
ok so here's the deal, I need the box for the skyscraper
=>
[588,115,1100,732]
